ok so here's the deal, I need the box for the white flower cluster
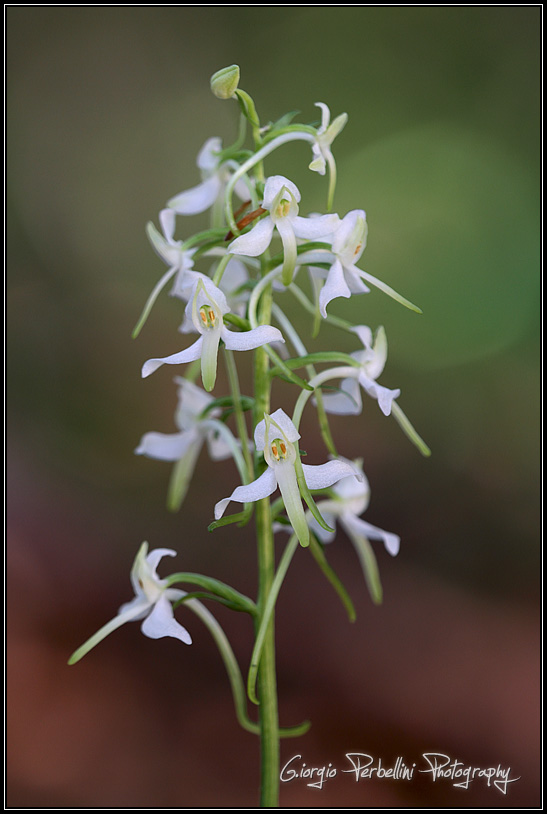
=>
[71,75,427,663]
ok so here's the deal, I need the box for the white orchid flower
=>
[141,277,284,391]
[321,325,400,417]
[307,209,421,316]
[229,175,339,285]
[68,543,191,665]
[133,208,206,338]
[308,102,348,176]
[214,408,360,547]
[135,377,234,506]
[168,137,248,216]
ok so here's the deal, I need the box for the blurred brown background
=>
[7,7,540,808]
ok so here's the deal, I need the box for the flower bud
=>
[210,65,240,99]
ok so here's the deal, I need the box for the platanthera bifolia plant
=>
[69,64,430,808]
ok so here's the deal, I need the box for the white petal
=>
[342,514,400,557]
[263,175,301,209]
[141,595,192,644]
[168,175,221,215]
[320,376,362,416]
[205,428,235,461]
[221,324,284,352]
[332,210,367,266]
[319,258,352,317]
[254,408,300,450]
[197,137,222,172]
[214,468,277,519]
[159,208,177,243]
[367,326,388,379]
[145,547,177,575]
[292,214,340,240]
[302,459,361,490]
[135,430,197,462]
[174,378,215,429]
[352,325,373,350]
[359,375,400,416]
[141,337,203,378]
[117,596,153,622]
[218,256,248,295]
[229,216,275,257]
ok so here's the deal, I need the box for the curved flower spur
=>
[214,408,361,548]
[141,276,284,391]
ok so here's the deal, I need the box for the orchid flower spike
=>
[168,137,248,216]
[229,175,339,286]
[309,102,348,176]
[214,408,360,547]
[68,543,191,665]
[141,277,284,391]
[322,325,400,417]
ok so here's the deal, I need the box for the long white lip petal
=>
[135,430,197,462]
[141,337,204,378]
[200,329,221,392]
[141,594,192,645]
[302,459,360,490]
[229,216,275,257]
[221,324,284,352]
[275,462,309,548]
[168,175,222,215]
[214,468,278,519]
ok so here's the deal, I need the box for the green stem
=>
[253,276,280,808]
[224,349,254,482]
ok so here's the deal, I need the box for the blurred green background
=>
[7,7,539,808]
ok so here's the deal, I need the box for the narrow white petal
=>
[367,325,388,379]
[174,378,215,430]
[302,459,361,490]
[307,501,338,544]
[197,136,222,172]
[221,324,284,352]
[141,595,192,644]
[141,337,203,378]
[352,325,373,350]
[214,468,277,519]
[205,428,235,461]
[320,376,362,416]
[292,214,340,240]
[229,216,275,257]
[342,514,400,556]
[168,175,221,215]
[135,430,197,462]
[319,258,352,317]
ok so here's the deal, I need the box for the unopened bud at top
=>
[210,65,240,99]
